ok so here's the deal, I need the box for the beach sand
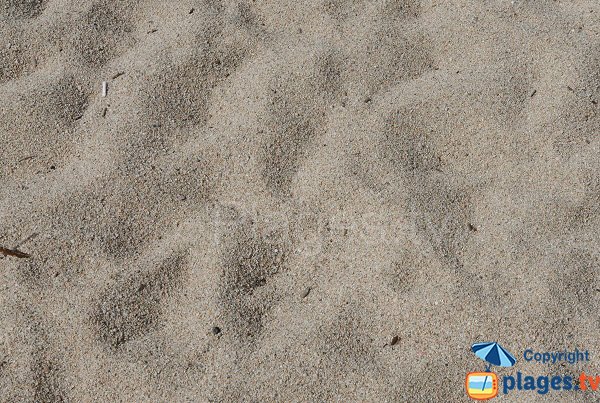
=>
[1,0,599,401]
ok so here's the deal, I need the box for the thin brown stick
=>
[14,233,38,249]
[18,155,36,163]
[0,247,30,259]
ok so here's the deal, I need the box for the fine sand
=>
[1,1,599,402]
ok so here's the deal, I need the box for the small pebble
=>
[212,326,221,335]
[390,336,399,346]
[301,287,311,298]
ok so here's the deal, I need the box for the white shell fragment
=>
[102,81,108,97]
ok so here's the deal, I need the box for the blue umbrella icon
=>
[471,342,516,392]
